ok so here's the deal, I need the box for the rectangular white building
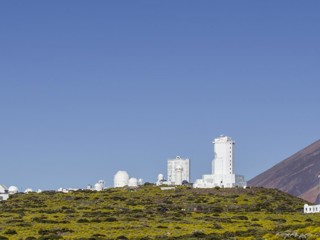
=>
[304,204,320,214]
[167,156,190,185]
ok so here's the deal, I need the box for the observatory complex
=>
[194,135,246,188]
[0,135,246,200]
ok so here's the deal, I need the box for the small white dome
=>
[94,183,103,191]
[128,178,138,187]
[8,186,19,194]
[24,188,33,194]
[157,174,164,181]
[37,189,42,193]
[114,171,129,188]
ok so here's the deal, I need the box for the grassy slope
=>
[0,186,319,240]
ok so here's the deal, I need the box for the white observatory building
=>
[194,135,246,188]
[113,171,142,188]
[167,156,190,185]
[114,171,130,187]
[0,185,9,201]
[128,178,138,187]
[94,180,105,191]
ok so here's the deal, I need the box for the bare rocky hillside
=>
[248,140,320,203]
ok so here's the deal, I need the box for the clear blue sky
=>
[1,1,320,190]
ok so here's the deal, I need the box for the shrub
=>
[92,234,106,237]
[77,218,90,223]
[4,229,17,235]
[191,230,206,238]
[116,236,128,240]
[105,217,117,222]
[213,223,223,229]
[37,235,62,240]
[38,228,73,235]
[157,225,167,229]
[231,215,248,220]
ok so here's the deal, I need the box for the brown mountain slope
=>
[248,140,320,203]
[299,185,320,204]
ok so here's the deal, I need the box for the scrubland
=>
[0,186,319,239]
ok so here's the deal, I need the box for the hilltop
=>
[0,186,319,239]
[248,140,320,203]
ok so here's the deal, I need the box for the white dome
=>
[128,178,138,187]
[24,188,33,194]
[157,174,164,181]
[114,171,129,188]
[94,183,103,191]
[37,189,42,193]
[8,186,19,194]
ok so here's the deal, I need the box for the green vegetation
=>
[0,186,319,239]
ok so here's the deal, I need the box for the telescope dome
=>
[114,171,129,188]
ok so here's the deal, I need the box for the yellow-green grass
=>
[0,186,319,239]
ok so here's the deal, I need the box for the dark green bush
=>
[4,229,17,235]
[191,231,206,237]
[156,225,167,229]
[116,236,128,240]
[37,235,63,240]
[77,218,89,223]
[105,217,117,222]
[231,215,248,220]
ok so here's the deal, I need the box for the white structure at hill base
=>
[304,204,320,213]
[138,178,143,186]
[0,185,9,201]
[24,188,33,194]
[114,171,130,187]
[128,178,138,187]
[167,156,190,185]
[156,173,171,186]
[0,184,22,201]
[194,135,246,188]
[94,180,105,191]
[8,186,19,194]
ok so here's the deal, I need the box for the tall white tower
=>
[194,135,246,188]
[211,135,236,188]
[175,165,183,185]
[167,156,190,185]
[212,135,235,175]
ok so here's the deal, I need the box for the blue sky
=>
[1,1,320,190]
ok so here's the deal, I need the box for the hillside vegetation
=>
[0,186,319,239]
